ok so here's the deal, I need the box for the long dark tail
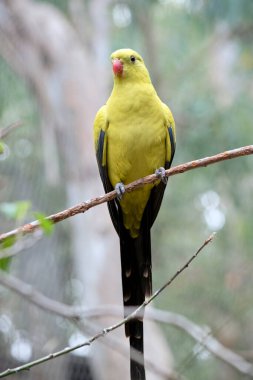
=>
[130,330,145,380]
[119,222,151,380]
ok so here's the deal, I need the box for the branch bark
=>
[1,233,252,377]
[0,234,214,319]
[0,234,213,379]
[0,145,252,244]
[0,269,174,379]
[0,121,23,139]
[1,266,252,377]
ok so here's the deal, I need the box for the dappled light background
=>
[0,1,253,379]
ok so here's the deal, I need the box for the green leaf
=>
[0,201,31,221]
[0,257,11,271]
[0,141,4,154]
[15,201,32,221]
[34,212,54,235]
[1,235,16,249]
[0,236,16,271]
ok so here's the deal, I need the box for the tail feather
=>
[130,331,146,380]
[119,229,151,336]
[119,221,150,380]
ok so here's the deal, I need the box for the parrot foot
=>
[155,167,168,184]
[115,182,125,200]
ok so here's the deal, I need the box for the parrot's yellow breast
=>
[106,84,167,237]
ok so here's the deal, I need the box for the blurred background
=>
[0,0,253,379]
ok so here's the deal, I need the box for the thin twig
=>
[78,317,178,380]
[0,145,252,244]
[0,232,42,260]
[103,233,216,335]
[150,309,253,376]
[0,270,177,379]
[0,234,213,378]
[0,121,23,139]
[1,262,252,378]
[1,267,252,376]
[0,269,76,320]
[79,308,253,377]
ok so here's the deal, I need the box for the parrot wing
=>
[147,116,176,229]
[94,106,120,234]
[135,118,175,301]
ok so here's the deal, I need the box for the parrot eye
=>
[130,55,136,63]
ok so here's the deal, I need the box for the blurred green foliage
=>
[0,1,253,379]
[34,212,54,235]
[0,141,4,154]
[0,201,31,221]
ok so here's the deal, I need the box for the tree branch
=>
[0,268,76,320]
[0,145,252,244]
[83,307,253,377]
[76,317,178,380]
[0,121,23,139]
[150,309,253,376]
[1,267,252,377]
[0,232,42,260]
[1,232,252,377]
[0,233,213,378]
[0,234,214,320]
[0,269,177,379]
[103,233,216,335]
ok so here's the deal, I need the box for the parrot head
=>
[111,48,151,83]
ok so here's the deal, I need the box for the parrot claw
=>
[155,167,167,184]
[115,182,125,200]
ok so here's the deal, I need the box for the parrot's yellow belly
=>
[107,101,166,237]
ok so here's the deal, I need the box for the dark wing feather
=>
[148,125,176,228]
[96,129,120,235]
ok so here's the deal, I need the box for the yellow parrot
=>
[94,48,176,380]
